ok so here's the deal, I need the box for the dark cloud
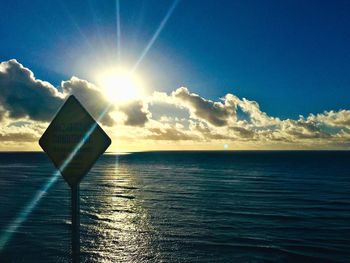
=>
[172,87,236,126]
[0,59,63,121]
[61,77,115,126]
[230,126,255,139]
[119,100,150,126]
[0,60,116,126]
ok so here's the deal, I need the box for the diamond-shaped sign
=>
[39,95,111,187]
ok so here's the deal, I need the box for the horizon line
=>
[0,149,349,153]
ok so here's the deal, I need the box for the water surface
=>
[0,151,349,262]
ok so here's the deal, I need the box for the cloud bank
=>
[0,59,349,150]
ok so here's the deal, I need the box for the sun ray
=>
[59,1,94,52]
[0,105,112,251]
[132,0,180,72]
[116,0,121,63]
[0,0,181,250]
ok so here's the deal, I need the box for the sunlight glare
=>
[97,68,144,103]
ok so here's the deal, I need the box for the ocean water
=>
[0,151,349,262]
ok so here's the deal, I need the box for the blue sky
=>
[1,0,350,120]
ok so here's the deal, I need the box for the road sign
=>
[39,95,111,263]
[39,95,111,187]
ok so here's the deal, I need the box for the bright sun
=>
[96,67,145,103]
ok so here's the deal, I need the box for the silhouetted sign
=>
[39,95,111,187]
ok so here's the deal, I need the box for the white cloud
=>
[307,110,350,128]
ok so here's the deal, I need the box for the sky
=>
[0,0,350,151]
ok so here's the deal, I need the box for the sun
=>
[96,67,145,103]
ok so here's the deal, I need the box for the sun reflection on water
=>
[80,155,159,262]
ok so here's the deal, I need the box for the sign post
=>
[71,185,80,263]
[39,95,111,262]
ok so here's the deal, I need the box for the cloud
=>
[230,126,255,139]
[228,94,279,126]
[308,110,350,128]
[155,89,350,146]
[281,119,330,140]
[0,132,37,142]
[60,77,115,126]
[0,59,63,121]
[145,127,198,141]
[172,87,236,126]
[0,59,350,150]
[118,100,151,126]
[0,60,148,128]
[62,78,151,127]
[0,119,45,145]
[189,121,233,140]
[0,106,5,121]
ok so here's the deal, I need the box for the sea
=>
[0,151,349,262]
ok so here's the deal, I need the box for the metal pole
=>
[71,184,80,263]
